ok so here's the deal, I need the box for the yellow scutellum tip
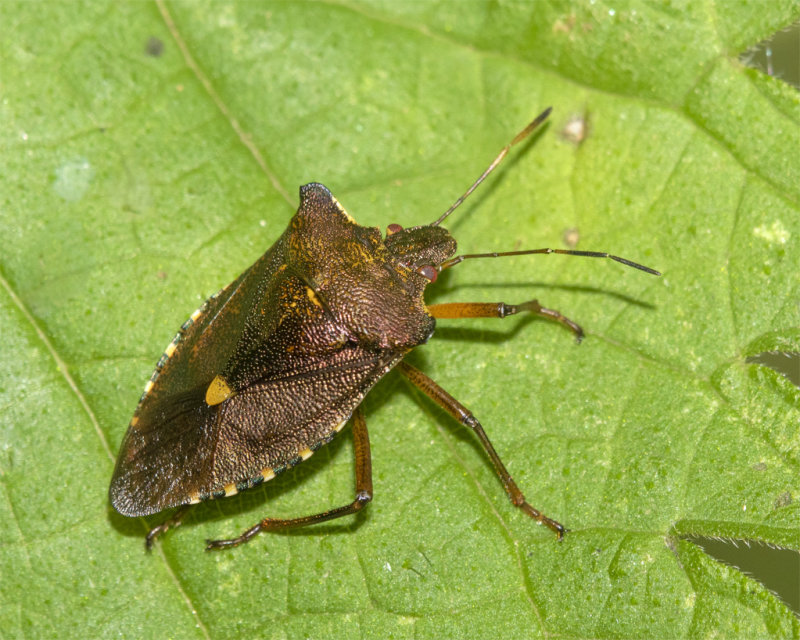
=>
[206,375,234,406]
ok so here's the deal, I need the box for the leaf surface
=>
[1,1,798,638]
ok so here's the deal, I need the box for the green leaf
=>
[1,1,798,638]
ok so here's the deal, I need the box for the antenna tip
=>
[512,108,554,146]
[532,107,552,126]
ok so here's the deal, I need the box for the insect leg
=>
[145,504,191,550]
[428,300,584,342]
[397,361,566,539]
[205,406,373,551]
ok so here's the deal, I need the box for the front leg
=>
[428,300,584,342]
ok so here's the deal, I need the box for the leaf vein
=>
[155,0,294,208]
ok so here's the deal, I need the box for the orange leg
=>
[397,361,565,539]
[428,300,584,342]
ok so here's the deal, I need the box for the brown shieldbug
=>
[109,108,659,550]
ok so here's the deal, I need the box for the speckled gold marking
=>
[130,416,139,427]
[223,483,238,497]
[299,448,314,461]
[306,286,323,308]
[206,375,234,406]
[278,263,288,272]
[188,492,201,505]
[261,468,276,482]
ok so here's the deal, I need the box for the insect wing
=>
[110,236,399,516]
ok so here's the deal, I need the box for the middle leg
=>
[398,361,565,539]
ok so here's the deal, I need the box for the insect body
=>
[109,108,659,550]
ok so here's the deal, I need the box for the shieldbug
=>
[109,108,659,550]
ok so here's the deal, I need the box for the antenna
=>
[431,107,552,227]
[431,107,660,277]
[440,248,661,276]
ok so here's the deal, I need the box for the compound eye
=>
[417,265,438,282]
[387,223,403,235]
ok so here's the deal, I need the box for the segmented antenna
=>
[432,108,660,277]
[431,107,552,227]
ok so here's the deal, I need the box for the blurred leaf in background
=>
[1,1,798,638]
